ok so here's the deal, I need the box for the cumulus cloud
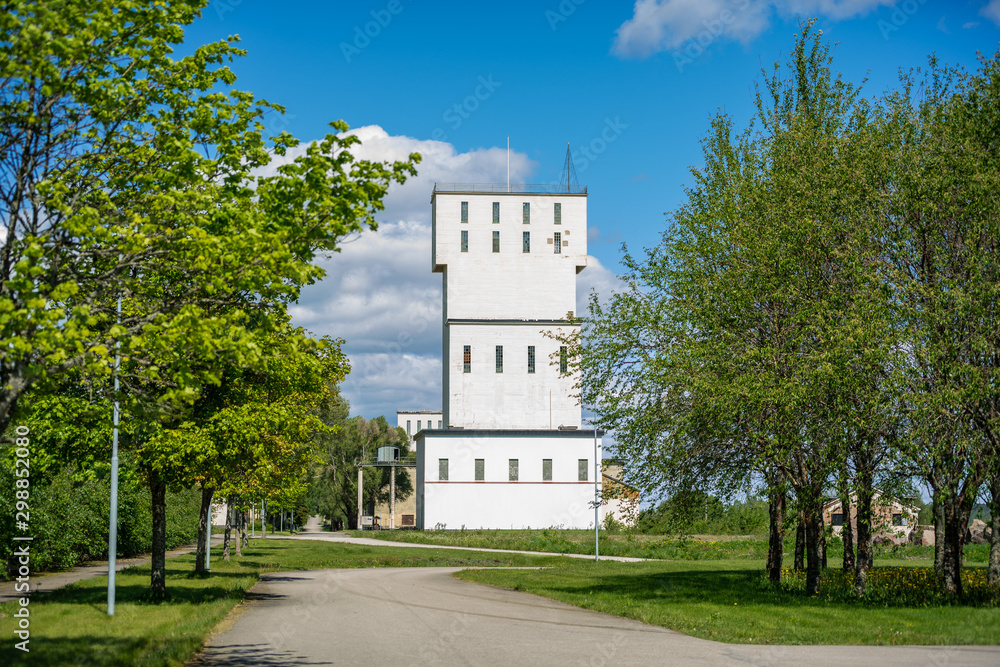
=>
[277,126,594,419]
[612,0,894,58]
[982,0,1000,26]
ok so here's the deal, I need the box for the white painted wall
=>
[446,323,580,429]
[417,432,603,530]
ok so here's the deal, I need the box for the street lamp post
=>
[107,295,121,616]
[594,424,599,563]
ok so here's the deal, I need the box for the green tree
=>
[0,0,419,433]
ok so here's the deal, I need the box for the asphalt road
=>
[193,566,1000,666]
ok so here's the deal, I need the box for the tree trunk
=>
[262,501,267,538]
[855,482,874,595]
[794,511,805,571]
[234,503,243,558]
[150,476,167,596]
[804,504,823,595]
[940,492,961,596]
[195,485,214,575]
[223,496,233,562]
[841,491,855,573]
[241,509,250,548]
[766,489,786,584]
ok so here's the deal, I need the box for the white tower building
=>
[415,181,604,530]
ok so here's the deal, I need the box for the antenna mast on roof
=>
[559,142,578,193]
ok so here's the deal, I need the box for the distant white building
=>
[396,410,443,447]
[415,181,605,529]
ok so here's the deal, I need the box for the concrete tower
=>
[431,185,588,429]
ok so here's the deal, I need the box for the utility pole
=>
[107,294,121,616]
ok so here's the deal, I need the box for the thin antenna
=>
[560,142,578,193]
[507,136,510,192]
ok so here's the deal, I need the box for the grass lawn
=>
[0,538,564,667]
[456,559,1000,645]
[351,528,772,560]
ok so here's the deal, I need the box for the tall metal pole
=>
[594,425,599,562]
[357,468,363,530]
[107,295,121,615]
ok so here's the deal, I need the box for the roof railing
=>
[433,183,587,195]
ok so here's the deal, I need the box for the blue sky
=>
[183,1,1000,420]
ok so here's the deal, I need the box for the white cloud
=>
[613,0,894,58]
[981,0,1000,26]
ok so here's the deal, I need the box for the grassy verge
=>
[352,528,993,563]
[455,559,1000,645]
[0,538,563,666]
[351,528,770,559]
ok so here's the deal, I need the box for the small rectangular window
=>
[493,201,500,223]
[831,513,844,527]
[475,459,484,481]
[542,459,552,481]
[554,232,561,254]
[438,420,442,428]
[578,459,588,482]
[406,420,411,435]
[461,201,468,223]
[492,230,500,253]
[461,230,468,252]
[523,202,530,224]
[509,459,519,481]
[527,345,535,374]
[463,345,471,373]
[892,513,907,527]
[523,231,530,253]
[554,202,561,224]
[417,420,421,432]
[439,458,449,481]
[496,345,503,373]
[560,346,568,374]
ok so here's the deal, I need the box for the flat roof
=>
[397,410,443,414]
[432,183,587,196]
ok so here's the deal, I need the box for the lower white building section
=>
[416,429,603,530]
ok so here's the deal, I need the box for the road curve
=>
[192,566,1000,666]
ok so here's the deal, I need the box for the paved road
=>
[193,566,1000,666]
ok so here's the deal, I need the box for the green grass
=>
[353,528,993,563]
[455,559,1000,645]
[352,528,771,559]
[0,538,563,667]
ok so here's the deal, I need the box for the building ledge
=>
[433,183,587,195]
[416,428,603,440]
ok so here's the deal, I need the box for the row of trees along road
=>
[0,1,419,596]
[566,23,1000,597]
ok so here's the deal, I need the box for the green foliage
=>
[0,0,419,431]
[635,494,770,537]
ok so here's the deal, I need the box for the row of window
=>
[460,201,562,225]
[406,419,442,435]
[438,457,589,482]
[463,345,567,374]
[460,230,563,254]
